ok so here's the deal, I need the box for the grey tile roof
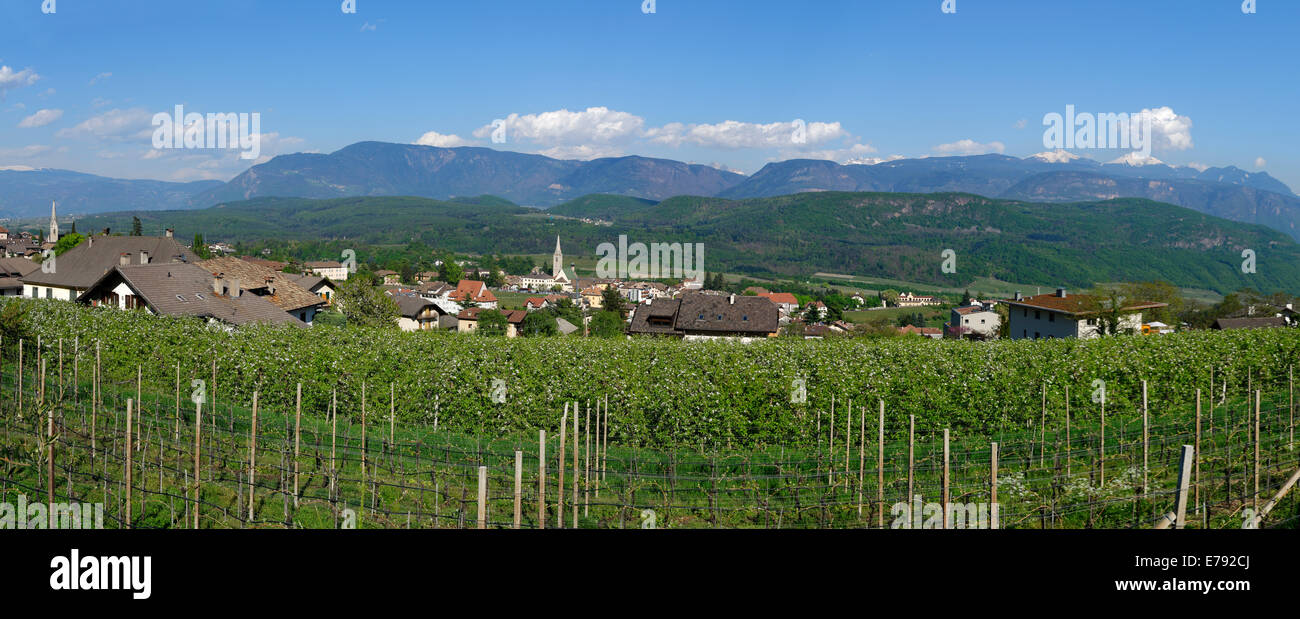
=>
[76,263,304,327]
[628,294,778,336]
[198,256,325,312]
[22,235,198,289]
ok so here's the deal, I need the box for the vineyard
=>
[1,298,1299,529]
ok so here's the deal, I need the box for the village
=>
[6,203,1296,342]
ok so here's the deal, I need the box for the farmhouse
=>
[1002,288,1166,340]
[945,301,1001,340]
[757,292,800,316]
[456,307,527,337]
[0,257,39,296]
[198,256,327,324]
[21,234,198,301]
[76,263,304,328]
[628,294,779,341]
[447,279,498,308]
[894,292,941,308]
[305,260,349,281]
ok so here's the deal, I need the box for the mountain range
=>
[5,141,1300,240]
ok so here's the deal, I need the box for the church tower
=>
[552,235,563,279]
[49,201,59,243]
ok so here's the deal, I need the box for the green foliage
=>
[52,232,86,256]
[601,288,627,316]
[192,233,210,259]
[520,311,558,337]
[334,279,399,329]
[477,310,508,337]
[12,298,1300,450]
[589,310,624,338]
[131,216,143,236]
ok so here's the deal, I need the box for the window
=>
[1034,310,1040,320]
[1048,313,1055,322]
[45,287,52,299]
[1034,332,1040,339]
[1022,308,1027,317]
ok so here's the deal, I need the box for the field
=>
[2,298,1299,529]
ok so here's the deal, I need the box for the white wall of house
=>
[1009,307,1144,340]
[311,266,348,281]
[24,284,77,301]
[953,309,1001,338]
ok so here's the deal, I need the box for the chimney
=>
[119,253,130,266]
[230,278,241,299]
[213,274,224,295]
[140,250,150,265]
[165,228,174,239]
[265,275,276,295]
[1056,287,1067,298]
[1014,291,1023,301]
[88,236,94,247]
[729,294,735,305]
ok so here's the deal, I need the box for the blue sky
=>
[2,0,1298,189]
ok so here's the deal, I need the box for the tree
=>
[477,310,508,337]
[549,298,583,328]
[589,311,625,338]
[880,289,900,307]
[131,216,143,236]
[438,257,464,286]
[52,232,86,256]
[601,288,627,316]
[334,279,400,329]
[520,311,558,337]
[486,269,506,288]
[192,233,210,259]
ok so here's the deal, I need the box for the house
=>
[898,325,943,339]
[1002,288,1166,340]
[1141,321,1175,335]
[524,296,548,311]
[2,237,42,258]
[239,257,287,271]
[374,270,401,286]
[581,286,606,309]
[415,271,440,285]
[21,234,199,301]
[0,257,39,296]
[945,301,1001,340]
[806,301,828,319]
[76,263,304,328]
[1212,317,1288,330]
[758,292,800,316]
[286,273,335,304]
[895,292,942,308]
[456,307,527,337]
[448,279,498,308]
[395,296,439,331]
[628,294,779,341]
[305,260,349,281]
[198,256,327,325]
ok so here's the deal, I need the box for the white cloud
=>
[646,119,848,149]
[932,139,1005,156]
[55,108,155,142]
[474,107,646,147]
[1135,106,1193,151]
[1186,161,1209,172]
[1014,118,1028,129]
[1107,152,1165,166]
[415,131,470,148]
[0,65,40,95]
[361,21,378,32]
[845,154,906,166]
[89,72,112,86]
[1255,157,1266,169]
[18,108,63,128]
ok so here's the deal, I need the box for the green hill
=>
[76,192,1300,294]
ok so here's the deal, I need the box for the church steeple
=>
[49,200,59,243]
[552,235,563,279]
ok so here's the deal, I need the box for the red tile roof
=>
[759,292,798,305]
